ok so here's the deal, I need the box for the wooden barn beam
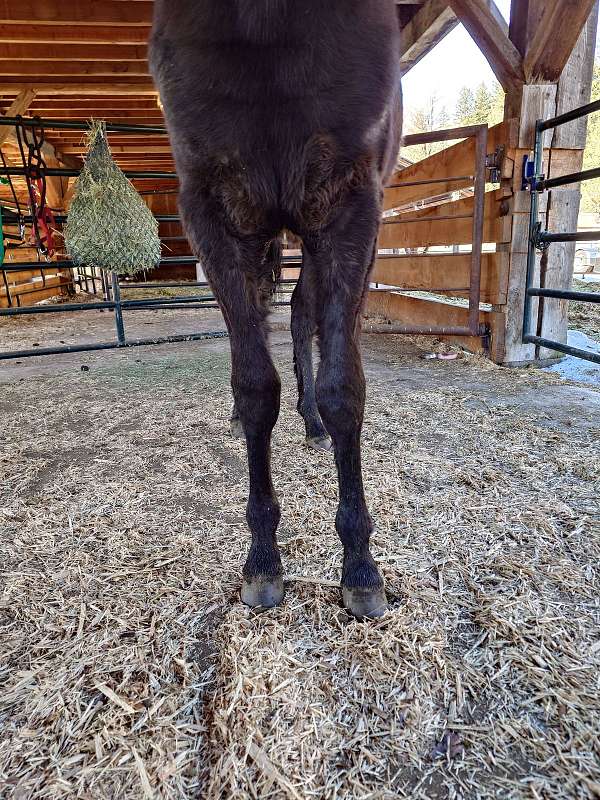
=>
[447,0,525,91]
[500,0,598,364]
[24,102,160,111]
[0,44,148,61]
[59,145,171,154]
[0,89,37,146]
[0,84,157,96]
[400,0,459,74]
[507,0,532,56]
[0,24,150,44]
[536,7,598,357]
[0,1,152,25]
[0,62,149,77]
[23,100,160,108]
[523,0,598,82]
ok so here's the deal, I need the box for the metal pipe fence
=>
[0,115,302,360]
[522,99,600,365]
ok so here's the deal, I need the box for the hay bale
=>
[65,121,161,276]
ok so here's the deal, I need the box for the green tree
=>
[455,86,476,126]
[472,82,494,124]
[402,94,450,162]
[489,83,505,125]
[454,81,505,127]
[581,62,600,214]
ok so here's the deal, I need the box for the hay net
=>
[64,121,161,276]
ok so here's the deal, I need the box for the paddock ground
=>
[1,306,599,799]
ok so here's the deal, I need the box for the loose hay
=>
[0,340,599,799]
[64,122,161,276]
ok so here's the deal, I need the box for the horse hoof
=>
[230,418,244,439]
[241,576,285,609]
[342,585,387,619]
[306,435,333,453]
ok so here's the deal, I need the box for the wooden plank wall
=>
[1,228,73,308]
[368,120,518,362]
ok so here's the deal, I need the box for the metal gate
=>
[370,123,489,339]
[523,99,600,365]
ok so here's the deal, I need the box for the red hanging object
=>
[30,176,56,258]
[16,117,57,260]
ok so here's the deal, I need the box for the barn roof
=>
[0,0,595,205]
[0,1,456,194]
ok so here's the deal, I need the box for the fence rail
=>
[0,115,294,359]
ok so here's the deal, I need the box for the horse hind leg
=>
[305,183,387,618]
[182,197,285,608]
[230,239,281,442]
[291,253,332,453]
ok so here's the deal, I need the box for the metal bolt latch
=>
[486,146,505,183]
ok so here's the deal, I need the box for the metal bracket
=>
[531,221,551,253]
[521,154,545,192]
[486,146,505,183]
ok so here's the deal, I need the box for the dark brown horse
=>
[149,0,402,617]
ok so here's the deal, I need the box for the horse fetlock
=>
[243,538,283,578]
[342,550,382,590]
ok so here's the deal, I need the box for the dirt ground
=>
[0,306,599,799]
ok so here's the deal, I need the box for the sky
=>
[402,0,598,119]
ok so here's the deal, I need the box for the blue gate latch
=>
[521,154,545,192]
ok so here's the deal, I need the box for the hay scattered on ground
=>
[0,339,599,799]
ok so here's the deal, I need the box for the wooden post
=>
[538,10,598,358]
[501,0,598,364]
[502,83,557,363]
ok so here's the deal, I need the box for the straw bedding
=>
[0,341,598,799]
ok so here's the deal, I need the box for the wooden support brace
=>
[447,0,525,91]
[0,88,37,146]
[400,0,459,73]
[524,0,598,83]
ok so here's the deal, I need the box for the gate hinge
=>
[486,146,505,183]
[531,221,551,253]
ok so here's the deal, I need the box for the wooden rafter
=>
[0,0,153,25]
[0,43,148,60]
[400,0,459,74]
[1,62,149,77]
[447,0,525,91]
[524,0,598,82]
[0,24,149,44]
[0,84,157,95]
